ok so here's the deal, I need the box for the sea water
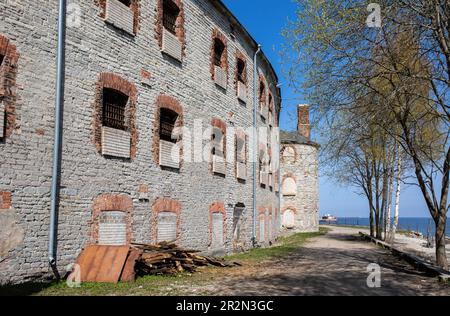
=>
[322,217,450,237]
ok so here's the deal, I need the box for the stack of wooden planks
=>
[132,242,239,276]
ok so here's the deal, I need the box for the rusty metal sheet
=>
[76,245,130,283]
[120,249,142,282]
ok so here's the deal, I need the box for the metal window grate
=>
[102,88,128,131]
[160,108,178,143]
[214,39,225,67]
[163,0,179,35]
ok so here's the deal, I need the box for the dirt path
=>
[187,226,450,296]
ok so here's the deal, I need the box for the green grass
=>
[2,228,329,296]
[226,227,329,262]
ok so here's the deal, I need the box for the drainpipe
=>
[49,0,67,268]
[252,44,261,247]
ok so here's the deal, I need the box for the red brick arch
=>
[210,28,228,81]
[281,145,298,162]
[209,202,227,246]
[151,198,182,243]
[92,73,138,158]
[153,94,184,166]
[234,49,248,91]
[90,193,134,245]
[155,0,186,57]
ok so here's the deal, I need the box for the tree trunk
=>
[390,151,402,243]
[369,204,375,237]
[435,213,448,270]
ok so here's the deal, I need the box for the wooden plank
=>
[105,0,135,35]
[162,28,182,61]
[238,81,247,103]
[214,66,227,89]
[159,140,180,169]
[102,126,131,159]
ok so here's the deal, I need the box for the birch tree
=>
[283,0,449,268]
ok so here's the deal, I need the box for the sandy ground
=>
[184,226,450,296]
[347,225,450,265]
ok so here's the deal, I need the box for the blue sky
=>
[222,0,432,218]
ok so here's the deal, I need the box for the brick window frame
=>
[281,145,298,163]
[211,118,227,174]
[209,202,227,247]
[258,74,267,116]
[259,143,268,188]
[155,0,186,56]
[210,29,228,81]
[94,0,141,35]
[151,198,182,243]
[282,174,298,197]
[235,128,247,180]
[0,34,19,139]
[268,92,274,126]
[90,194,134,245]
[153,94,184,168]
[257,207,267,243]
[234,50,247,88]
[93,73,138,159]
[281,206,298,229]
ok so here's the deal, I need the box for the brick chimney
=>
[297,105,311,140]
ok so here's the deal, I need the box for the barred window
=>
[0,54,4,67]
[259,82,266,103]
[163,0,180,35]
[102,88,128,131]
[160,108,178,143]
[214,39,225,67]
[237,58,246,83]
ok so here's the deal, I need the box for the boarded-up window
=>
[163,0,180,35]
[259,81,266,117]
[259,215,265,243]
[236,135,246,180]
[101,88,131,159]
[237,58,246,83]
[233,205,244,243]
[212,126,226,175]
[282,178,297,196]
[283,209,295,229]
[105,0,135,35]
[268,215,272,241]
[282,146,296,159]
[157,211,177,242]
[98,211,127,246]
[211,213,224,248]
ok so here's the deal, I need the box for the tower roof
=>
[280,131,320,148]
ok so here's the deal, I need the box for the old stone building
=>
[0,0,282,284]
[280,105,320,233]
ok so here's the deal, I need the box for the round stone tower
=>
[280,105,320,233]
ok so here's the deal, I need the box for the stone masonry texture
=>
[0,0,284,284]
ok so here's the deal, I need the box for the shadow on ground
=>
[195,234,450,296]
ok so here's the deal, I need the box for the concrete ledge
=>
[359,232,450,283]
